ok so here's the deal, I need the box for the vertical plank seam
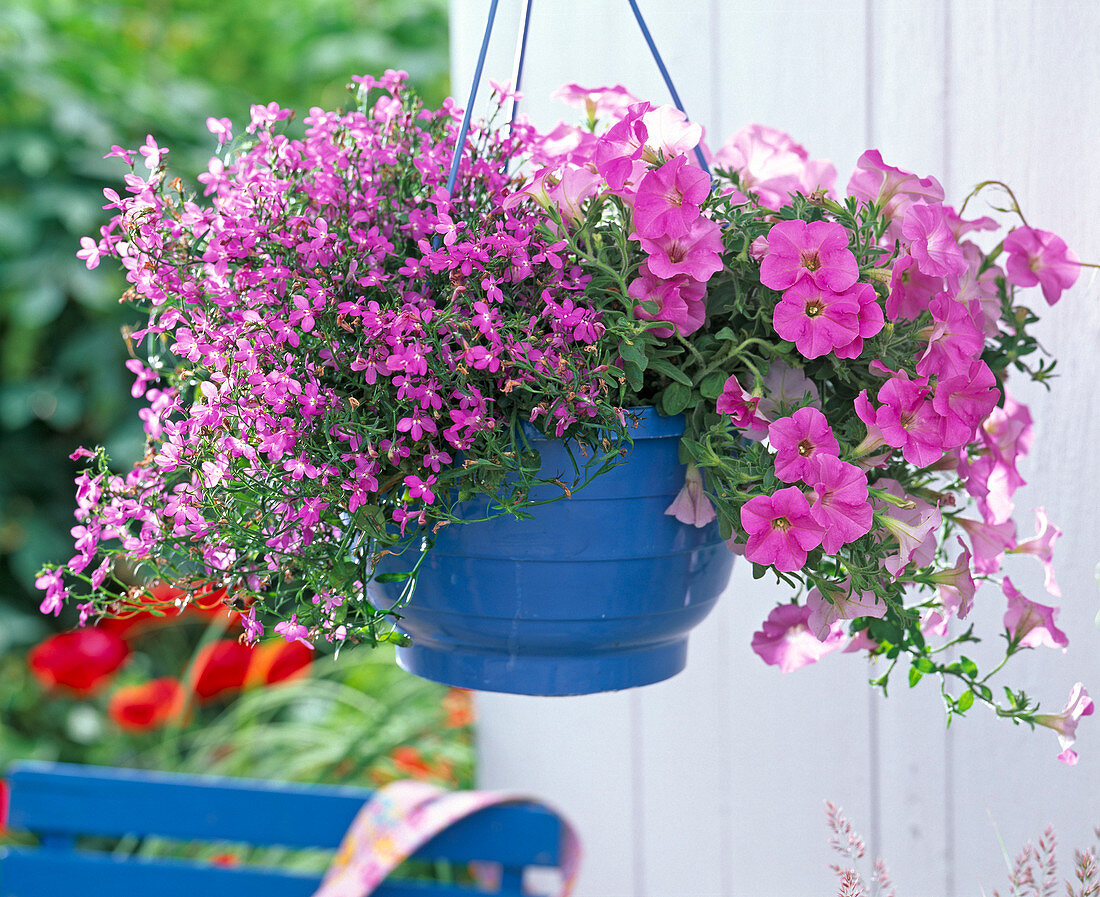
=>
[942,5,956,897]
[864,0,884,871]
[709,1,735,891]
[630,689,645,897]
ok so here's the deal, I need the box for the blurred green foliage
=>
[0,0,449,614]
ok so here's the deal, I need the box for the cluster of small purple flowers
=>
[44,76,1089,756]
[46,72,643,643]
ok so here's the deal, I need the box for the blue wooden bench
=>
[0,762,565,896]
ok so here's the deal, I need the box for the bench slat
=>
[0,849,529,897]
[6,763,560,866]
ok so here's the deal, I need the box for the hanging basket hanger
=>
[440,0,711,235]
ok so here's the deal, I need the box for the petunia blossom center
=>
[804,297,825,317]
[799,248,822,271]
[773,516,792,532]
[797,438,814,456]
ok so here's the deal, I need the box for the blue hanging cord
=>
[508,0,534,133]
[626,0,711,178]
[434,0,500,249]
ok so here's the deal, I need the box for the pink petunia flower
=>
[716,373,768,436]
[956,515,1017,576]
[1034,682,1092,765]
[740,486,824,572]
[664,464,716,527]
[550,83,640,121]
[805,583,886,642]
[1007,508,1062,597]
[931,537,978,618]
[546,165,602,227]
[809,455,873,553]
[712,124,836,209]
[901,203,968,279]
[633,154,711,239]
[915,294,986,381]
[636,216,725,282]
[832,282,885,359]
[872,480,941,577]
[767,406,840,484]
[1002,576,1068,651]
[871,372,944,468]
[751,602,847,672]
[886,254,943,322]
[759,219,859,292]
[772,280,861,359]
[639,105,704,162]
[627,264,707,337]
[1003,226,1080,305]
[932,360,1000,451]
[846,149,945,222]
[756,359,820,420]
[959,394,1034,525]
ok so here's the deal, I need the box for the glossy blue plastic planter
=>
[378,409,734,696]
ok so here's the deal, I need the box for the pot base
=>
[396,637,689,696]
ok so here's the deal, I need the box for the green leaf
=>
[913,656,936,674]
[648,357,693,386]
[619,339,648,371]
[956,689,975,712]
[908,667,923,688]
[373,571,412,583]
[660,382,692,415]
[959,656,979,678]
[698,371,727,400]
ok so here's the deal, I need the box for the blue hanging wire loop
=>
[508,0,535,133]
[435,0,501,249]
[626,0,712,179]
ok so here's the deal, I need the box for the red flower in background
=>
[442,688,474,728]
[191,640,252,702]
[29,629,130,694]
[98,581,234,638]
[245,640,313,687]
[390,746,454,783]
[0,779,9,834]
[108,677,184,731]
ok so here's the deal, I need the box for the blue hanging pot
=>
[376,408,734,695]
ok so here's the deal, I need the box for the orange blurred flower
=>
[390,746,454,783]
[108,677,185,731]
[442,688,475,728]
[244,640,313,687]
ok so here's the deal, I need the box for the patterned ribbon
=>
[312,780,581,896]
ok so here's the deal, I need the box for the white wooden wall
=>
[452,3,1100,894]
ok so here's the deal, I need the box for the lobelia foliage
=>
[40,73,1090,758]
